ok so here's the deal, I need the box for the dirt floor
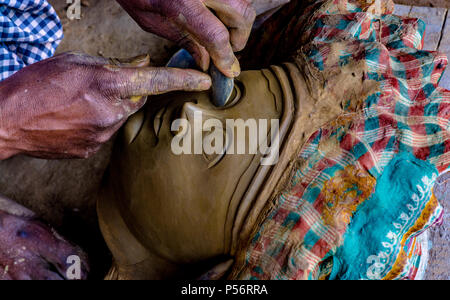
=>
[395,0,450,8]
[0,0,446,279]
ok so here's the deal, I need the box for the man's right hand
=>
[117,0,256,78]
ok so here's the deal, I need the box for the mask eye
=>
[124,110,145,145]
[202,121,233,169]
[220,81,243,109]
[153,106,167,138]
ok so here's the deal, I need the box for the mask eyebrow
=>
[201,119,232,169]
[261,69,281,113]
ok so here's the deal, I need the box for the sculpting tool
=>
[167,49,235,107]
[166,48,198,70]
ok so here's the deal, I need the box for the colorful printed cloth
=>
[0,0,63,81]
[235,0,449,280]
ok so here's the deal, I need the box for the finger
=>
[204,0,256,51]
[175,33,211,72]
[107,67,212,98]
[171,1,240,77]
[105,55,151,108]
[122,9,211,72]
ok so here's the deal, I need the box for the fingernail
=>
[230,58,241,77]
[129,54,150,67]
[114,54,150,67]
[130,96,144,103]
[198,76,212,90]
[197,54,210,72]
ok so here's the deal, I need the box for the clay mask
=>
[98,67,293,278]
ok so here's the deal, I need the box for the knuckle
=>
[240,1,256,24]
[149,68,169,93]
[95,114,120,129]
[94,68,124,98]
[208,27,230,49]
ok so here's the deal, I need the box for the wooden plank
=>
[409,6,447,51]
[438,12,450,89]
[395,0,450,9]
[394,4,411,17]
[394,5,449,89]
[438,12,450,53]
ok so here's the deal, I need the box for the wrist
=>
[0,126,19,160]
[0,87,21,160]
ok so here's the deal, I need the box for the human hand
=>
[0,52,211,160]
[0,196,89,280]
[117,0,256,77]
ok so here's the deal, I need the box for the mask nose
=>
[180,102,202,122]
[179,102,231,168]
[180,101,224,123]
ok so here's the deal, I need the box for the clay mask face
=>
[99,68,286,272]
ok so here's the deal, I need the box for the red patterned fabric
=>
[235,0,449,280]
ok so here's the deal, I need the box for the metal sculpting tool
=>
[167,49,235,107]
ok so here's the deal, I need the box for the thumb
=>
[108,66,212,99]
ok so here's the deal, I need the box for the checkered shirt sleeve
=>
[0,0,63,81]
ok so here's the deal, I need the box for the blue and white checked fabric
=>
[0,0,63,81]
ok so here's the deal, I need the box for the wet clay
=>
[98,68,290,279]
[98,42,380,278]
